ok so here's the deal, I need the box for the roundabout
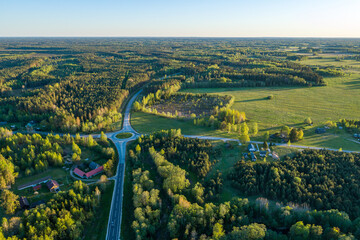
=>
[115,132,133,139]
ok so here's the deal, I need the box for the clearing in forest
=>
[149,93,233,118]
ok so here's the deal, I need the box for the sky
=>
[0,0,359,37]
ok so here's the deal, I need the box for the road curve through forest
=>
[18,78,359,239]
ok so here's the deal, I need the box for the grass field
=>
[132,57,360,151]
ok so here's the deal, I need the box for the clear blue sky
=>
[1,0,359,37]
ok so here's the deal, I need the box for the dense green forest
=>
[229,149,360,218]
[124,130,360,240]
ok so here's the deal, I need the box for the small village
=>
[244,143,280,162]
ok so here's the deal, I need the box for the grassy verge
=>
[83,181,115,240]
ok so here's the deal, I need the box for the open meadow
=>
[132,56,360,151]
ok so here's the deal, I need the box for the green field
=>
[131,57,360,151]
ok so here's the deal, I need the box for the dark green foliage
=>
[127,130,360,239]
[131,129,217,178]
[229,149,360,218]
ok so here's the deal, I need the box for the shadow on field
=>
[236,97,269,103]
[344,78,360,89]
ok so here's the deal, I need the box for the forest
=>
[1,38,353,134]
[229,149,360,219]
[0,127,115,239]
[123,130,360,240]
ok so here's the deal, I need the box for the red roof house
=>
[85,166,104,178]
[73,168,86,178]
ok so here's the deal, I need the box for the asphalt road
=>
[105,90,142,240]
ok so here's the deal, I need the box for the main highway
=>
[105,90,141,240]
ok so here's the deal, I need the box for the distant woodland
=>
[1,38,355,133]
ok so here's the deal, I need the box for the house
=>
[89,162,100,170]
[25,122,34,132]
[259,151,267,157]
[19,197,30,209]
[250,152,257,161]
[85,166,104,178]
[272,152,280,160]
[73,168,86,178]
[46,180,60,193]
[33,184,42,191]
[248,144,256,152]
[315,128,326,134]
[354,134,359,138]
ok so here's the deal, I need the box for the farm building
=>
[85,166,104,178]
[250,152,257,161]
[46,180,60,193]
[74,168,86,178]
[73,165,104,179]
[248,144,256,152]
[259,151,267,157]
[19,197,30,209]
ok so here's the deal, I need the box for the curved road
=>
[105,90,141,240]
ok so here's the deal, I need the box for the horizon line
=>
[0,36,360,39]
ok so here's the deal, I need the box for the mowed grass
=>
[132,111,232,138]
[182,74,360,130]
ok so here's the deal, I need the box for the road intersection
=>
[105,90,141,240]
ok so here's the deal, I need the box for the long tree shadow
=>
[344,79,360,89]
[236,97,269,103]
